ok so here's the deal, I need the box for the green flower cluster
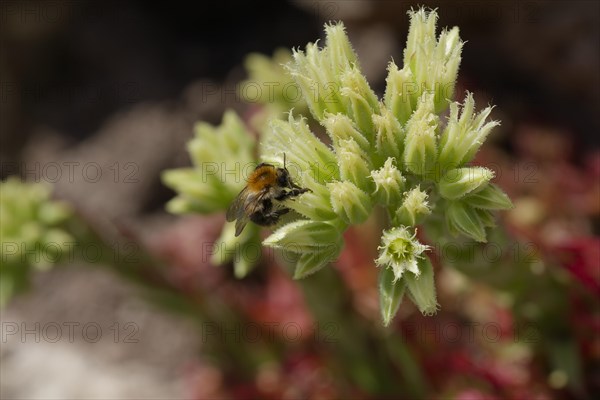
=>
[0,178,74,306]
[241,48,308,115]
[162,111,262,278]
[163,8,512,325]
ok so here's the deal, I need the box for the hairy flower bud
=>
[439,167,494,200]
[287,22,358,121]
[340,66,379,140]
[263,114,339,185]
[370,158,405,206]
[323,113,370,152]
[336,138,373,192]
[438,93,500,169]
[373,105,405,161]
[395,186,431,226]
[383,62,416,124]
[403,8,463,113]
[403,93,438,176]
[328,181,372,224]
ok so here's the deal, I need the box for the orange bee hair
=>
[246,164,278,191]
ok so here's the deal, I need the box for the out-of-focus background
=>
[1,1,598,399]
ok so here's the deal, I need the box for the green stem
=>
[280,248,427,397]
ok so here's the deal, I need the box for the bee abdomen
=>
[249,208,290,226]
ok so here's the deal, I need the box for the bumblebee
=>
[226,158,310,237]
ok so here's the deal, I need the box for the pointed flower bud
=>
[403,93,438,176]
[323,113,370,152]
[446,201,487,242]
[403,8,463,113]
[404,8,437,75]
[439,167,494,200]
[376,226,429,281]
[438,93,500,169]
[383,62,416,124]
[287,22,359,121]
[433,27,462,112]
[286,58,331,120]
[373,105,405,161]
[289,44,345,119]
[262,114,339,185]
[370,158,405,206]
[328,181,372,224]
[404,256,439,315]
[324,22,358,69]
[395,186,431,226]
[340,66,379,140]
[336,138,373,192]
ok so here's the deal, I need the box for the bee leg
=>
[275,208,289,217]
[275,188,310,201]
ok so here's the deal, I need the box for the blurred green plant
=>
[0,178,74,306]
[163,8,512,326]
[241,48,308,115]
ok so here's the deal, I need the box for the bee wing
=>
[226,187,248,222]
[234,217,249,237]
[227,187,252,237]
[227,187,275,237]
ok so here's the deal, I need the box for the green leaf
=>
[464,183,513,210]
[475,208,496,228]
[404,256,438,316]
[446,201,487,242]
[294,248,340,279]
[263,220,341,253]
[379,266,406,326]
